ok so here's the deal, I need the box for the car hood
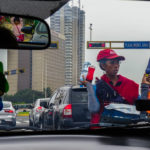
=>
[0,0,69,19]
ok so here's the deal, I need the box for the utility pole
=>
[89,23,92,41]
[45,58,47,98]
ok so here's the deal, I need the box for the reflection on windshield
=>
[1,0,150,131]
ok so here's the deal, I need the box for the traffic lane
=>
[16,116,29,127]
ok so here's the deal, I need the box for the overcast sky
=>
[80,0,150,85]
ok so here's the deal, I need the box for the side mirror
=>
[135,100,150,111]
[49,103,54,109]
[29,104,34,109]
[43,103,48,109]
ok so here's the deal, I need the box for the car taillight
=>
[5,109,14,113]
[63,104,72,118]
[36,106,43,112]
[49,112,53,115]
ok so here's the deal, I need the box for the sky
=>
[80,0,150,85]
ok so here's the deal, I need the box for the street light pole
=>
[89,23,92,41]
[45,59,47,98]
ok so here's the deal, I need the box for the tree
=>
[44,87,52,98]
[4,87,52,104]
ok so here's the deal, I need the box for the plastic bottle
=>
[80,62,95,87]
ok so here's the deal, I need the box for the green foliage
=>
[4,87,52,104]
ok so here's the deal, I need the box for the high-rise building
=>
[32,30,65,92]
[50,2,85,85]
[78,9,85,81]
[7,50,31,95]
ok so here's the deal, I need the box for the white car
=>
[29,98,50,127]
[0,101,16,127]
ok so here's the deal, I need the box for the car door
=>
[44,91,58,128]
[57,88,69,121]
[29,102,36,123]
[33,99,40,123]
[53,88,69,129]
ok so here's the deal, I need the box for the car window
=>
[36,22,47,33]
[61,90,68,104]
[3,103,11,108]
[71,89,88,103]
[49,92,58,105]
[55,89,66,105]
[54,90,62,105]
[40,101,48,107]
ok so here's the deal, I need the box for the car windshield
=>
[40,101,48,107]
[1,0,150,131]
[71,89,88,103]
[3,103,11,108]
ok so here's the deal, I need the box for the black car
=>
[41,85,91,130]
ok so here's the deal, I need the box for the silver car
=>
[32,22,49,44]
[0,101,16,127]
[29,98,49,127]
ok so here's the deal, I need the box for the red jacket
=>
[91,74,139,126]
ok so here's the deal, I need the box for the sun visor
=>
[0,0,69,19]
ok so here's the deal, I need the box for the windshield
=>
[3,102,11,108]
[71,89,88,103]
[1,0,150,131]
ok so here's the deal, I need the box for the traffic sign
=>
[4,68,25,75]
[87,41,105,49]
[87,41,150,49]
[11,70,16,75]
[124,41,150,49]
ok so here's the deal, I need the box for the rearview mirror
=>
[0,13,51,50]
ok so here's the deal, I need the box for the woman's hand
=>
[142,74,150,85]
[79,75,89,86]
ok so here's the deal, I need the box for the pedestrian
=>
[11,17,24,42]
[80,49,150,127]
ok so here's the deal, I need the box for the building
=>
[7,30,65,95]
[7,50,31,95]
[50,2,85,85]
[32,30,65,92]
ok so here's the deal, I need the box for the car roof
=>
[72,85,87,90]
[59,85,87,90]
[0,0,69,19]
[3,101,12,104]
[37,98,50,101]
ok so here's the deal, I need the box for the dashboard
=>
[0,133,149,150]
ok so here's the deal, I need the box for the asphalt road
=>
[16,116,29,127]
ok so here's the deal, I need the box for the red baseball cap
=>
[97,49,125,62]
